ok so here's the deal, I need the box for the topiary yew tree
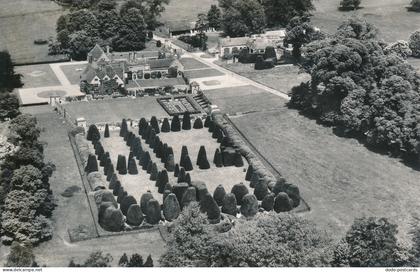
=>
[290,16,420,164]
[150,116,160,134]
[85,154,99,173]
[274,192,293,213]
[128,158,138,175]
[199,192,221,223]
[240,194,258,217]
[231,183,249,205]
[221,193,237,216]
[138,118,148,136]
[163,193,181,222]
[181,186,197,209]
[171,115,181,132]
[140,191,154,214]
[339,0,361,11]
[193,118,203,129]
[120,119,128,138]
[161,118,170,132]
[104,124,110,138]
[213,148,223,167]
[197,146,210,169]
[213,184,226,206]
[409,30,420,57]
[87,124,100,142]
[182,112,191,130]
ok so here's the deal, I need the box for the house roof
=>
[81,63,124,83]
[147,58,176,69]
[219,37,250,47]
[247,38,275,50]
[89,44,106,60]
[132,77,187,88]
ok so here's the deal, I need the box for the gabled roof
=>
[247,38,275,50]
[81,63,124,83]
[219,37,250,47]
[89,44,106,60]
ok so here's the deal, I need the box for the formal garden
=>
[73,111,303,233]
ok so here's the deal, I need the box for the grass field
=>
[15,63,61,88]
[203,82,420,242]
[312,0,420,42]
[63,97,169,124]
[216,62,310,95]
[0,0,67,64]
[159,0,217,23]
[60,63,87,85]
[184,68,224,79]
[180,57,211,70]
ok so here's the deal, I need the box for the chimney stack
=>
[106,45,110,54]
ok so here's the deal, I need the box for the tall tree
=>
[0,51,23,93]
[261,0,314,27]
[207,5,222,30]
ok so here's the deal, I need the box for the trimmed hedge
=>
[221,193,237,216]
[213,184,226,206]
[163,193,181,222]
[231,183,249,205]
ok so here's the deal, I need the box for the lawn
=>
[60,63,88,85]
[184,68,224,79]
[216,61,310,95]
[159,0,217,23]
[311,0,420,42]
[0,0,67,64]
[102,126,249,206]
[180,57,211,70]
[202,81,420,242]
[15,64,61,88]
[62,97,170,124]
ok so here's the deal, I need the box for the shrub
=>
[184,173,191,186]
[197,146,210,169]
[181,155,193,171]
[177,167,186,183]
[221,193,237,216]
[240,194,258,217]
[150,163,158,181]
[409,0,420,11]
[140,191,154,214]
[339,0,361,10]
[156,40,162,47]
[161,118,171,132]
[213,185,226,206]
[165,154,175,172]
[231,183,249,205]
[87,124,100,142]
[193,118,203,129]
[117,155,127,175]
[284,183,301,207]
[171,115,181,132]
[204,116,211,127]
[141,152,151,170]
[213,148,223,167]
[182,112,191,130]
[181,187,197,208]
[274,192,293,213]
[172,183,189,204]
[254,55,274,70]
[150,116,160,134]
[128,158,138,175]
[120,195,137,216]
[128,254,143,267]
[261,193,275,211]
[120,119,128,138]
[5,242,36,267]
[144,255,154,267]
[199,192,221,223]
[233,151,244,167]
[254,180,269,200]
[263,46,277,61]
[138,118,148,136]
[145,199,161,224]
[409,30,420,57]
[174,164,180,177]
[157,170,169,193]
[163,193,181,222]
[104,124,110,138]
[85,154,98,173]
[245,165,253,181]
[117,188,127,204]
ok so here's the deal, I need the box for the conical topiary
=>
[271,178,286,196]
[164,183,172,193]
[146,199,161,224]
[146,128,156,145]
[217,130,224,143]
[99,150,109,167]
[128,158,138,175]
[150,163,158,181]
[163,193,181,222]
[197,146,210,170]
[109,174,118,189]
[200,192,220,224]
[164,146,174,165]
[87,124,100,142]
[261,193,275,211]
[147,160,153,174]
[126,204,144,226]
[138,118,148,136]
[118,155,127,175]
[171,115,181,132]
[172,182,189,204]
[213,148,223,167]
[143,125,152,140]
[184,173,191,186]
[212,127,220,139]
[106,162,114,181]
[181,187,197,209]
[161,118,170,133]
[155,141,163,157]
[128,151,134,161]
[177,167,186,183]
[140,191,154,214]
[222,193,237,216]
[231,182,249,205]
[163,190,171,203]
[204,116,211,128]
[104,157,111,175]
[165,154,175,172]
[141,152,151,170]
[254,179,269,201]
[193,118,203,129]
[195,181,209,202]
[208,120,215,133]
[120,195,137,216]
[116,155,124,172]
[274,192,293,213]
[174,164,180,177]
[120,119,128,138]
[157,170,169,193]
[182,155,193,171]
[104,124,110,138]
[117,188,127,203]
[240,194,258,217]
[250,172,260,188]
[182,112,191,130]
[233,151,244,167]
[112,180,121,196]
[150,116,160,134]
[85,154,98,173]
[245,165,253,181]
[180,145,188,166]
[213,185,226,206]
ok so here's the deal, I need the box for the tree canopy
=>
[262,0,314,27]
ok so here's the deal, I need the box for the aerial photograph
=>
[0,0,420,269]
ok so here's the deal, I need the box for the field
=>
[215,62,310,95]
[312,0,420,42]
[180,58,211,70]
[60,63,87,85]
[202,81,420,241]
[15,64,61,88]
[159,0,217,23]
[0,0,67,64]
[62,97,169,124]
[101,124,249,206]
[184,68,224,79]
